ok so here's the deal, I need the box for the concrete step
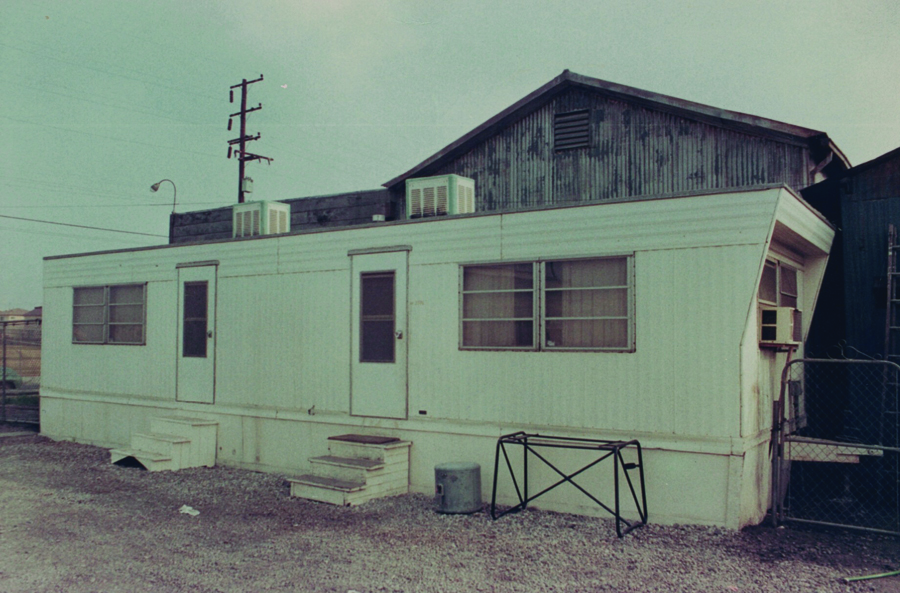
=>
[110,448,175,472]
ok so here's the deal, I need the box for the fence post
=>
[1,321,7,423]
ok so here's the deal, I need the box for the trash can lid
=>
[435,462,480,471]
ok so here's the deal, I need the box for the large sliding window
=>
[73,283,146,345]
[460,256,633,351]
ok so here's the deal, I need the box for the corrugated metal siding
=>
[804,149,900,359]
[435,89,811,212]
[815,152,900,357]
[841,199,900,356]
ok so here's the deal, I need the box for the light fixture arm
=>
[150,179,177,213]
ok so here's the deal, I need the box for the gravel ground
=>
[1,431,899,593]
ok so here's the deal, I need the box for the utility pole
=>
[227,75,272,203]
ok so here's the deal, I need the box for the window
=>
[758,259,802,342]
[73,284,146,345]
[461,264,535,349]
[460,256,633,351]
[758,260,799,308]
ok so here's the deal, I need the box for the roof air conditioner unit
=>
[760,306,801,346]
[233,200,291,238]
[406,174,475,219]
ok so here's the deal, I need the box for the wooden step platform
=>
[109,416,218,472]
[289,434,411,506]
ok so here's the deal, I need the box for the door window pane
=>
[183,282,208,358]
[360,272,395,362]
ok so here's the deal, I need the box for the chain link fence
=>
[1,319,41,425]
[773,358,900,534]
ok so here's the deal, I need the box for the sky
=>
[2,0,899,310]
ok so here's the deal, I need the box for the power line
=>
[1,202,222,209]
[6,78,206,126]
[1,115,221,160]
[0,214,167,238]
[0,40,221,103]
[0,224,158,245]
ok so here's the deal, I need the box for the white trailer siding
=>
[41,186,833,528]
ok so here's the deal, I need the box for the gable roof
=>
[384,70,849,189]
[835,144,900,179]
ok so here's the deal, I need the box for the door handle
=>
[207,330,213,338]
[395,330,403,339]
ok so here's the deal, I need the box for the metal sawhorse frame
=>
[490,432,648,537]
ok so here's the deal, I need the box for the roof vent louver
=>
[405,174,476,219]
[554,109,590,150]
[233,200,291,238]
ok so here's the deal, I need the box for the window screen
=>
[73,284,146,345]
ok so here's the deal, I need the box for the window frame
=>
[459,255,635,352]
[459,262,538,351]
[359,271,397,363]
[758,259,800,309]
[72,283,147,345]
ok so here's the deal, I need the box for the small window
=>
[554,109,590,150]
[758,260,800,308]
[73,284,146,345]
[779,266,798,308]
[759,261,778,305]
[460,256,633,351]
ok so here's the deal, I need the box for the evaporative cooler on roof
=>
[232,200,291,238]
[405,174,475,219]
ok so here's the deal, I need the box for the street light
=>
[150,179,177,213]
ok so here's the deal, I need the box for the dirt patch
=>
[0,437,898,592]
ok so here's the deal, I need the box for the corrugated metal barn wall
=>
[435,89,811,211]
[840,154,900,357]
